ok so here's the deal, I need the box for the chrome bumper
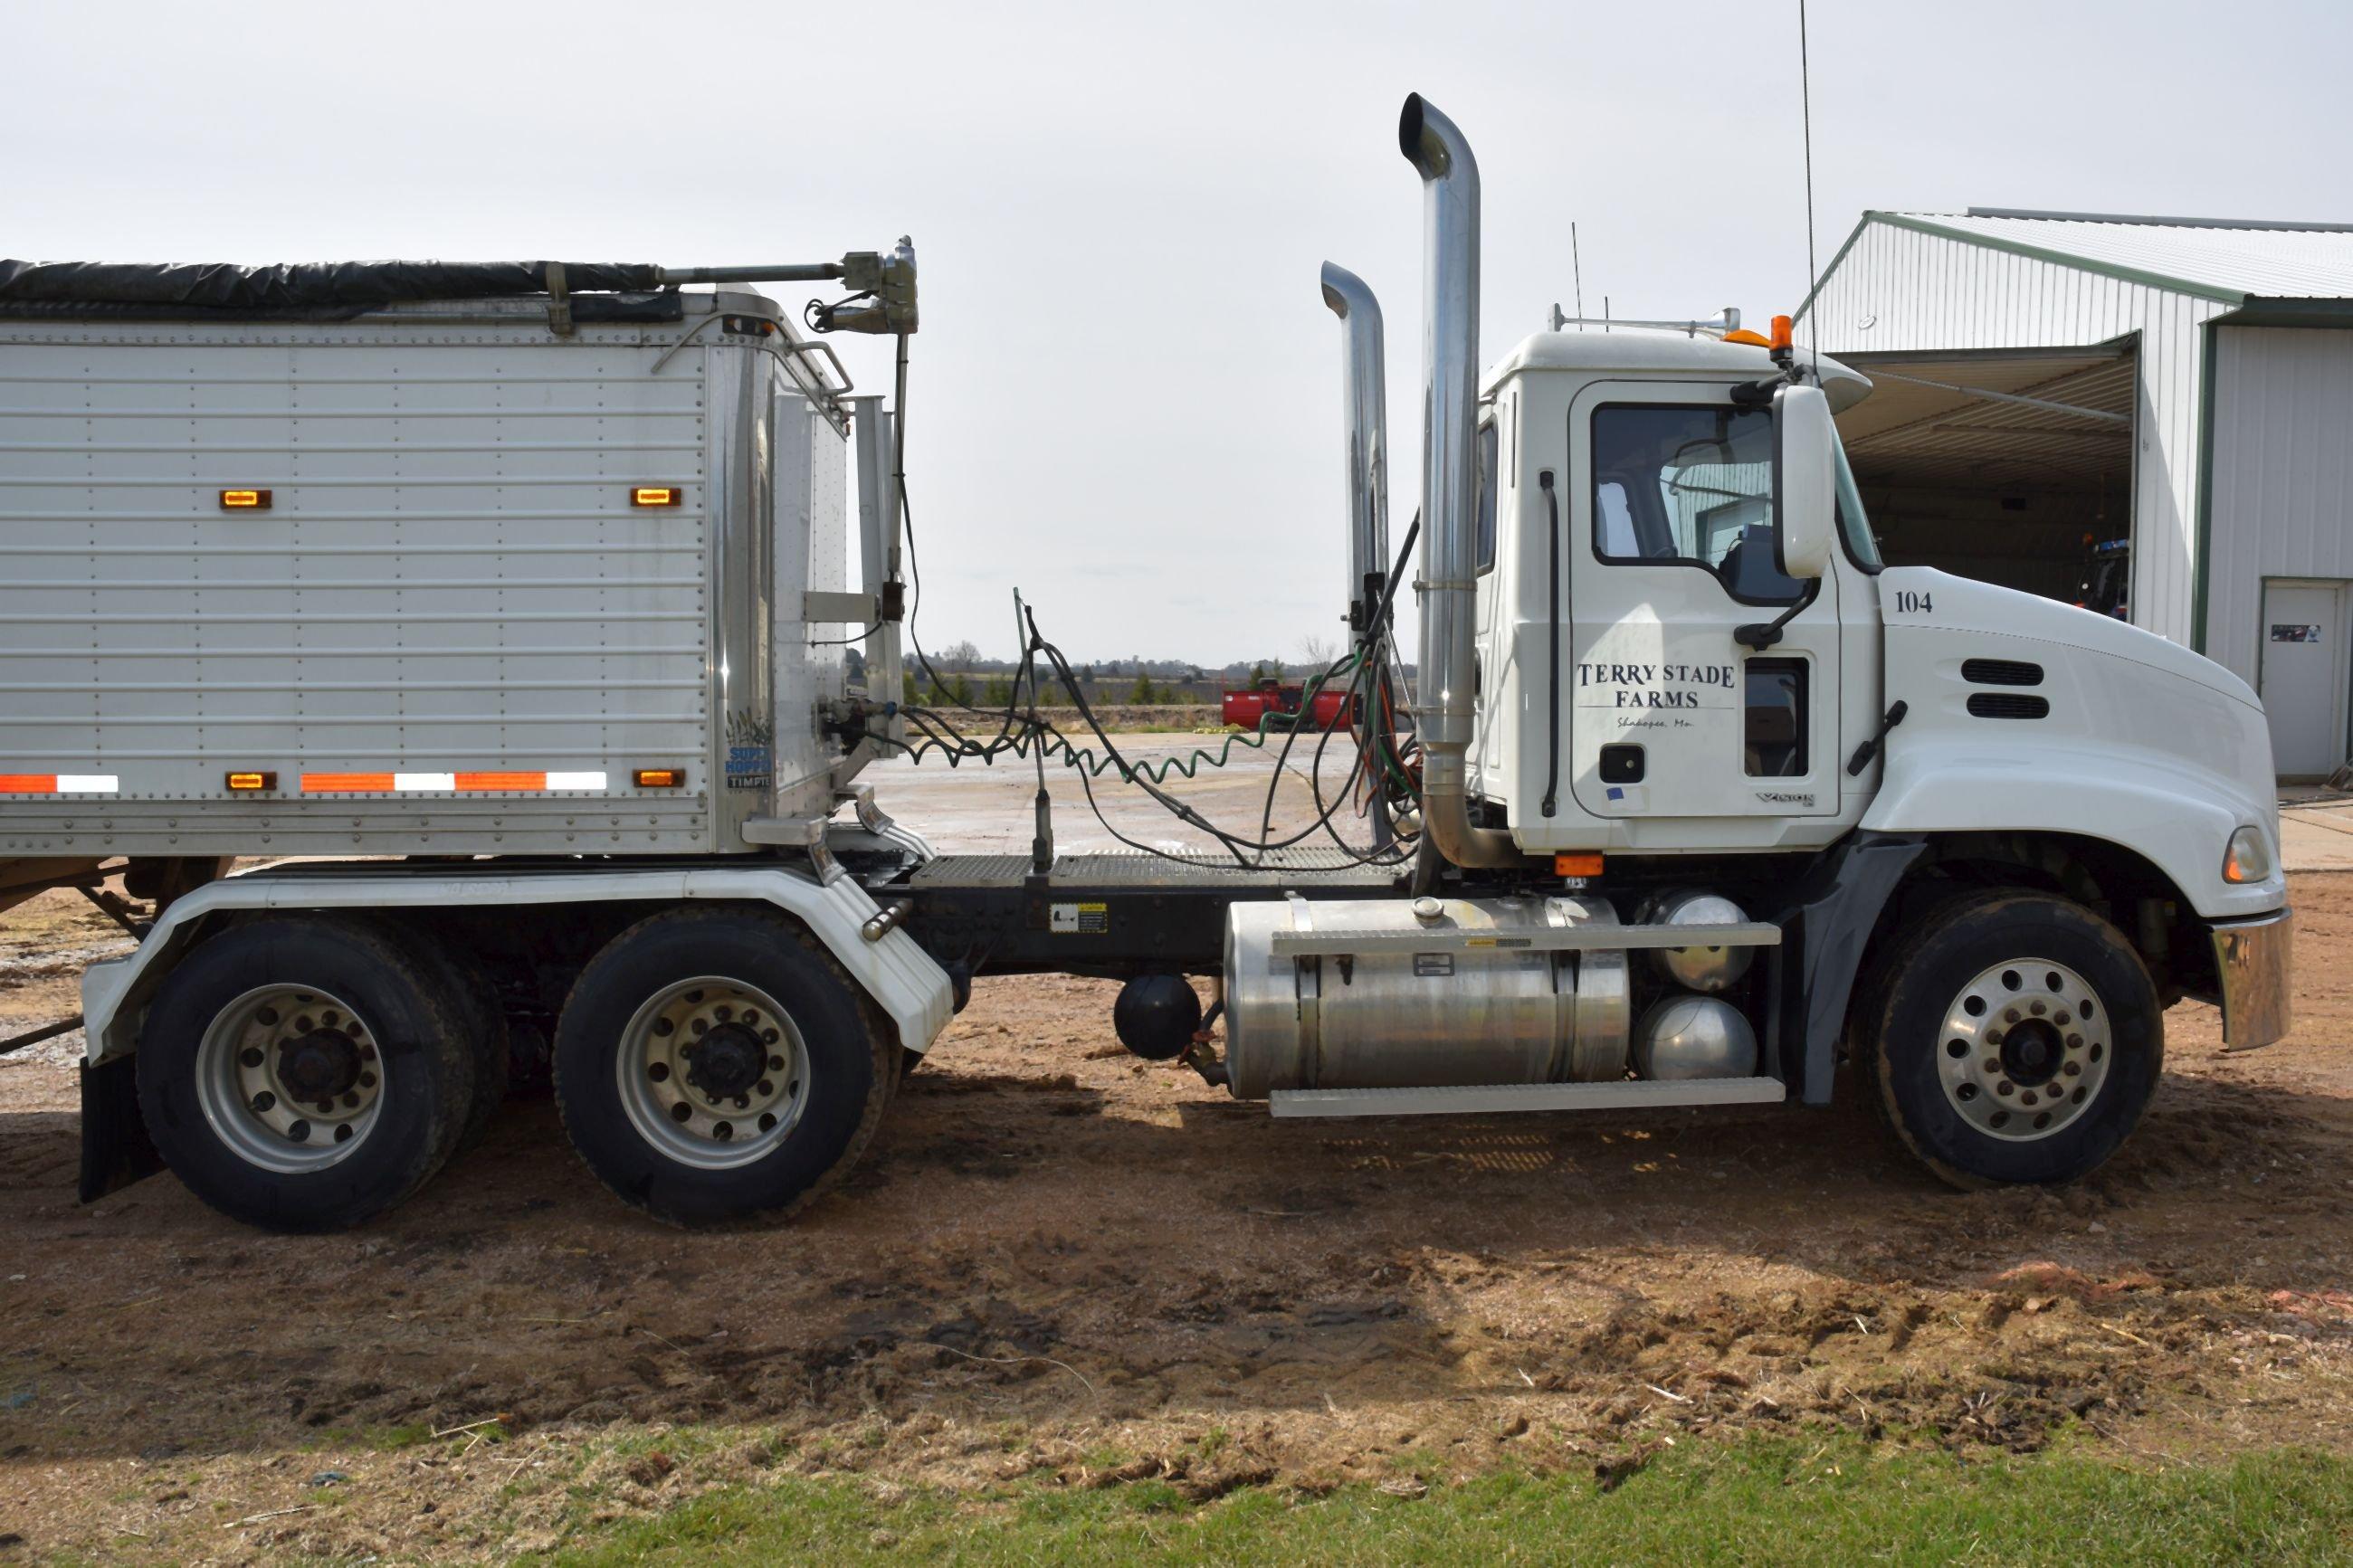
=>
[2212,907,2293,1050]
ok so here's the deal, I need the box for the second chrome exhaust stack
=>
[1319,261,1390,643]
[1399,92,1519,869]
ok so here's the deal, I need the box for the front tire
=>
[552,909,893,1226]
[136,917,477,1231]
[1860,889,2163,1188]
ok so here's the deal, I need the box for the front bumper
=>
[2212,907,2293,1049]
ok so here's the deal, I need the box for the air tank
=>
[1633,994,1758,1080]
[1642,890,1755,993]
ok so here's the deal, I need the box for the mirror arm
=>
[1734,580,1820,651]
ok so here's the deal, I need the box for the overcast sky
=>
[8,0,2348,667]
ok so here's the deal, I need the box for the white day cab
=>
[0,96,2291,1231]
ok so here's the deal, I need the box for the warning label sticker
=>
[1050,901,1109,936]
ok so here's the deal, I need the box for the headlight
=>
[2223,824,2274,885]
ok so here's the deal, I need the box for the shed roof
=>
[1857,210,2353,305]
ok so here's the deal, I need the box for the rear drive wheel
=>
[1861,890,2162,1188]
[136,917,476,1231]
[553,909,893,1225]
[397,929,510,1156]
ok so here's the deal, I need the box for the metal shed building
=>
[1799,209,2353,776]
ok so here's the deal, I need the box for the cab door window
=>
[1589,404,1805,604]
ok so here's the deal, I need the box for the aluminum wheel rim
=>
[615,976,810,1171]
[1934,957,2112,1142]
[195,984,386,1174]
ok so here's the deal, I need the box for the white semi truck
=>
[0,97,2291,1231]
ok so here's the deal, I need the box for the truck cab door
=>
[1565,379,1841,829]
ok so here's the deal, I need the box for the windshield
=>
[1833,440,1882,571]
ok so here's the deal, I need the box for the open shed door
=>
[1833,339,2138,618]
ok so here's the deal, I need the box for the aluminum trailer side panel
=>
[0,297,849,858]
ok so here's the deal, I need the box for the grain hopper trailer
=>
[0,96,2293,1233]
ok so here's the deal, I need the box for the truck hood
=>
[1879,567,2261,711]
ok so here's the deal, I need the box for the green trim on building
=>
[2190,318,2219,656]
[1834,213,2252,309]
[1792,214,1875,323]
[2211,298,2353,329]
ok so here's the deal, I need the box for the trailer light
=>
[219,488,272,509]
[1554,852,1604,879]
[634,767,686,789]
[1769,315,1794,353]
[2223,825,2273,884]
[224,770,278,791]
[631,486,682,508]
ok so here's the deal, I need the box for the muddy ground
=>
[2,873,2350,1563]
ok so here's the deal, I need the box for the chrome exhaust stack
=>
[1319,262,1390,645]
[1398,93,1519,869]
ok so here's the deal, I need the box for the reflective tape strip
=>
[0,773,119,794]
[300,770,612,794]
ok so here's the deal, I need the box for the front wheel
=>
[1859,889,2163,1188]
[552,909,893,1225]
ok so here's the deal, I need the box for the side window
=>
[1590,403,1805,604]
[1475,420,1498,574]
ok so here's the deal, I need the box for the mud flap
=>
[1775,832,1928,1106]
[79,1054,162,1202]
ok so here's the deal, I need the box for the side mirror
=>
[1773,383,1836,580]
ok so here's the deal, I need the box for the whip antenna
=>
[1799,0,1820,369]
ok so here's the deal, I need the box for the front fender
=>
[1862,738,2284,920]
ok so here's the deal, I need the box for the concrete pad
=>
[2282,802,2353,872]
[863,729,1377,859]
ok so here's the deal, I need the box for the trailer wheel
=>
[135,917,476,1231]
[397,931,510,1157]
[1860,889,2162,1189]
[552,909,893,1226]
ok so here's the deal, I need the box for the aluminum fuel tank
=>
[1222,895,1629,1099]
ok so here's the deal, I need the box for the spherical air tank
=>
[1633,994,1758,1081]
[1643,890,1755,993]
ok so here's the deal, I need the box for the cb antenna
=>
[1571,222,1586,332]
[1798,0,1820,372]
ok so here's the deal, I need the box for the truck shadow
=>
[0,1058,2343,1464]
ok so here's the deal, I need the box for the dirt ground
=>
[2,873,2351,1563]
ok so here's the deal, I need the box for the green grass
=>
[529,1435,2353,1566]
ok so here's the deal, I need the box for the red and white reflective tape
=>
[0,773,119,794]
[299,770,610,794]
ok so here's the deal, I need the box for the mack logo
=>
[1756,790,1815,807]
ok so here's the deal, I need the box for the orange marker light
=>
[634,767,686,789]
[224,770,277,791]
[1722,328,1772,347]
[1769,315,1794,352]
[631,486,681,508]
[219,488,272,509]
[1554,852,1605,879]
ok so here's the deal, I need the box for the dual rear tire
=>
[138,908,893,1231]
[550,909,894,1227]
[137,917,481,1232]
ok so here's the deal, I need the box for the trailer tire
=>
[396,929,510,1157]
[135,917,477,1231]
[552,909,893,1226]
[1860,889,2162,1189]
